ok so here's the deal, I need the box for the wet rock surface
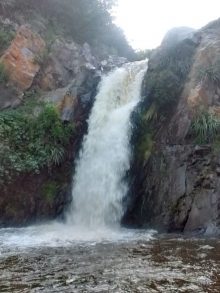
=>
[38,40,98,91]
[126,144,220,234]
[127,18,220,234]
[0,236,220,292]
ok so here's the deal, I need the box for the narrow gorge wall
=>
[0,2,129,227]
[125,19,220,235]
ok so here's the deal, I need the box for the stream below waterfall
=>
[0,230,220,292]
[1,61,220,293]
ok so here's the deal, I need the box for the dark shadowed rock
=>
[125,20,220,235]
[42,66,101,121]
[38,39,98,91]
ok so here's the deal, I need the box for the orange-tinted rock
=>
[39,64,56,90]
[187,84,208,109]
[57,92,78,118]
[185,33,220,112]
[0,25,45,91]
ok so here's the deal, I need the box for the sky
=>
[114,0,220,50]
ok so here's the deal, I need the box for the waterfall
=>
[67,60,147,228]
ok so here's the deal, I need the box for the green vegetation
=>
[41,181,58,202]
[44,21,61,47]
[0,27,15,53]
[34,48,50,66]
[6,0,134,59]
[130,108,155,162]
[145,39,196,114]
[0,63,8,84]
[131,38,197,164]
[190,109,220,143]
[143,102,158,122]
[196,62,220,85]
[136,132,154,161]
[0,102,74,184]
[212,135,220,154]
[23,89,43,101]
[146,70,180,113]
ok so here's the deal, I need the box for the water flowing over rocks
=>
[0,20,127,226]
[1,1,220,238]
[1,4,220,292]
[67,61,147,228]
[0,236,220,292]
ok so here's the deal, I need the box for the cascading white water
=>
[0,60,153,249]
[67,60,148,228]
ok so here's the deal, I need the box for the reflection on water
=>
[0,231,220,292]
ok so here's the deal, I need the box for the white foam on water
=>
[67,60,148,228]
[0,222,156,252]
[0,60,153,252]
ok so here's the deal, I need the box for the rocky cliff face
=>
[2,3,220,234]
[124,19,220,235]
[0,10,126,226]
[1,25,46,91]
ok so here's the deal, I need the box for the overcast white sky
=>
[114,0,220,50]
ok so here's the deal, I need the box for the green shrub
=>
[190,110,220,143]
[41,181,58,202]
[6,0,134,59]
[143,102,158,122]
[196,62,220,85]
[130,39,197,165]
[0,103,74,183]
[136,132,154,161]
[0,27,15,52]
[130,107,155,163]
[212,135,220,154]
[146,69,181,112]
[159,41,194,78]
[145,39,196,114]
[34,48,50,66]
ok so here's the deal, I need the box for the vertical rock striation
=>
[125,20,220,235]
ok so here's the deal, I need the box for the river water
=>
[1,60,220,292]
[0,226,220,292]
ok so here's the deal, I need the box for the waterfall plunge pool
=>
[1,61,220,292]
[0,227,220,292]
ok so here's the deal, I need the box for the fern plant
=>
[0,103,74,183]
[143,102,158,122]
[136,132,154,161]
[191,110,220,143]
[197,62,220,85]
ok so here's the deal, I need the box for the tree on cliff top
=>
[1,0,134,58]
